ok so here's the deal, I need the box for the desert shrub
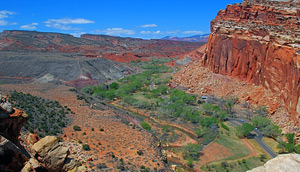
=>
[73,125,81,131]
[82,144,90,151]
[141,121,151,130]
[137,150,144,155]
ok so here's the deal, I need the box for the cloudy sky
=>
[0,0,242,39]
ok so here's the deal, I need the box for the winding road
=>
[229,118,277,158]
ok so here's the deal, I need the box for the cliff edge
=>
[203,0,300,129]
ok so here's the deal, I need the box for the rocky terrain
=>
[248,153,300,172]
[0,93,84,172]
[161,34,209,42]
[0,30,204,63]
[0,84,171,171]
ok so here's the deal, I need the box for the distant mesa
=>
[161,34,210,42]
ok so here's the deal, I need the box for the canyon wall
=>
[203,0,300,124]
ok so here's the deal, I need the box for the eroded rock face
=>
[0,108,28,144]
[0,135,28,172]
[248,153,300,172]
[203,0,300,128]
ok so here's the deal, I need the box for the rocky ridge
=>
[203,0,300,131]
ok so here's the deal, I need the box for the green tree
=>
[261,124,281,138]
[236,123,254,138]
[183,143,203,160]
[199,117,218,127]
[109,82,119,90]
[252,116,271,128]
[285,133,295,144]
[195,128,204,138]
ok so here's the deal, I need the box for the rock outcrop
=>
[31,136,74,172]
[0,93,82,172]
[0,135,28,172]
[0,93,29,171]
[248,153,300,172]
[203,0,300,128]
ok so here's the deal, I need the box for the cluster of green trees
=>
[183,143,203,167]
[252,116,282,139]
[277,133,300,153]
[236,123,255,138]
[9,91,71,137]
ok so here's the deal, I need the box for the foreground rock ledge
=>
[248,153,300,172]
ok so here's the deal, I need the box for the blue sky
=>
[0,0,242,39]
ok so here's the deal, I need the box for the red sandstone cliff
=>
[203,0,300,125]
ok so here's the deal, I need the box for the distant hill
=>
[161,34,209,42]
[0,30,205,63]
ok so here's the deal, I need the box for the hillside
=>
[0,51,138,87]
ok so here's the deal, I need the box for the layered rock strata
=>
[203,0,300,127]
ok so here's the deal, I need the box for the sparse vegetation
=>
[9,91,71,138]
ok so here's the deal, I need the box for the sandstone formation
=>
[203,0,300,128]
[32,136,73,172]
[248,153,300,172]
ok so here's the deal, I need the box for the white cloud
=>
[45,18,94,25]
[93,28,135,36]
[166,30,180,34]
[140,24,157,28]
[20,23,38,30]
[71,31,86,37]
[0,10,14,19]
[44,18,95,30]
[140,30,164,34]
[0,10,16,26]
[153,30,163,34]
[183,30,204,34]
[140,31,152,34]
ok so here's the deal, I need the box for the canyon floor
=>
[0,62,278,171]
[0,83,169,171]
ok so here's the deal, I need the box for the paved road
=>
[229,119,277,158]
